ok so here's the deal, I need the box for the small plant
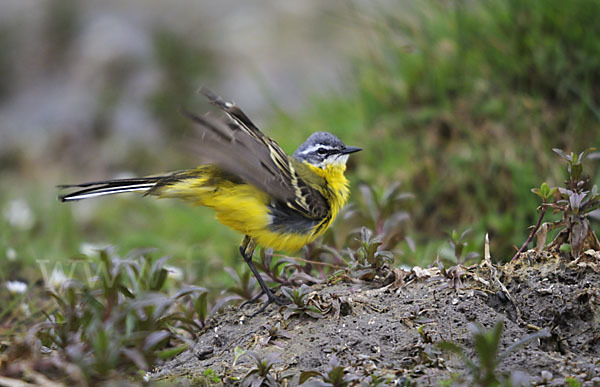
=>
[256,248,322,287]
[565,376,582,387]
[196,368,220,385]
[359,373,392,387]
[280,284,323,319]
[299,355,358,386]
[438,320,549,386]
[179,288,231,330]
[240,351,280,387]
[226,250,322,309]
[513,148,600,260]
[344,227,394,281]
[354,182,414,251]
[32,249,204,383]
[221,346,246,382]
[447,228,480,265]
[258,322,292,348]
[436,228,481,288]
[547,148,600,257]
[225,266,260,302]
[511,182,557,260]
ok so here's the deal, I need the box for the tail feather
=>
[58,177,164,202]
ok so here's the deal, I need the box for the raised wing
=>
[183,89,329,219]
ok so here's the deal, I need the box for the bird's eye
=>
[317,148,328,155]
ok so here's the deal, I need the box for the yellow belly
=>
[154,162,349,252]
[209,183,322,251]
[155,176,320,251]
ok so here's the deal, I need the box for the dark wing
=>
[183,88,328,219]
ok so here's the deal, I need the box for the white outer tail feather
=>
[60,183,156,201]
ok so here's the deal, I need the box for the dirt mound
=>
[151,250,600,385]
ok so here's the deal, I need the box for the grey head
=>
[292,131,361,168]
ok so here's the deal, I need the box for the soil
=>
[151,249,600,386]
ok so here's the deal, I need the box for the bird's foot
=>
[240,287,289,317]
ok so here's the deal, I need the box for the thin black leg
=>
[239,236,286,315]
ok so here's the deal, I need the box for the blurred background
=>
[2,0,600,292]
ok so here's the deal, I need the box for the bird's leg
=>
[239,236,286,315]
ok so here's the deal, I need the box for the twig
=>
[511,204,547,261]
[482,234,523,324]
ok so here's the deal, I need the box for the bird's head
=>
[293,131,362,169]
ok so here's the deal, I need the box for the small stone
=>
[540,370,553,381]
[195,347,213,360]
[496,291,507,302]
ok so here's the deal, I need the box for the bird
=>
[59,88,362,313]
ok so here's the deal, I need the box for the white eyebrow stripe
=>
[299,144,335,155]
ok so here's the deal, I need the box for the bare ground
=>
[151,249,600,386]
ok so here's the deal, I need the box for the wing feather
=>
[186,89,329,219]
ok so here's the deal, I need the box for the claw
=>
[240,287,289,316]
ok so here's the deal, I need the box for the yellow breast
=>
[306,161,350,228]
[233,161,349,251]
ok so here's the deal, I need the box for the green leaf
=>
[552,148,569,160]
[579,148,596,161]
[203,369,221,383]
[359,183,379,222]
[451,229,459,242]
[560,243,572,253]
[536,182,557,200]
[151,268,169,291]
[122,348,148,370]
[119,284,135,298]
[305,306,324,319]
[174,286,208,299]
[157,344,189,360]
[571,163,583,180]
[125,312,136,337]
[194,292,208,321]
[583,200,600,215]
[360,226,373,245]
[327,365,346,385]
[93,328,109,358]
[280,286,294,302]
[149,256,170,291]
[233,346,246,367]
[282,306,299,320]
[459,228,472,242]
[565,376,582,387]
[299,370,323,384]
[540,182,550,197]
[437,341,464,356]
[143,330,170,351]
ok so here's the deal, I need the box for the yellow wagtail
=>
[59,89,361,312]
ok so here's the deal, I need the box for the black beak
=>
[341,146,362,155]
